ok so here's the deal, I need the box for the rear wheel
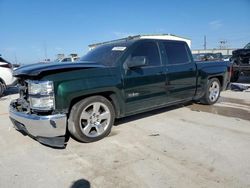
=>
[0,82,5,97]
[68,96,115,143]
[200,78,221,105]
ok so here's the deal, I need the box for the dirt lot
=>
[0,77,250,188]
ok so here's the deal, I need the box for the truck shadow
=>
[114,93,250,127]
[114,102,192,126]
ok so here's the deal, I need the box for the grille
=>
[17,79,30,110]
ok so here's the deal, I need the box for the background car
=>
[54,54,80,63]
[223,55,232,61]
[0,56,17,96]
[230,42,250,82]
[192,53,223,62]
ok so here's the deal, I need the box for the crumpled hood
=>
[13,61,105,77]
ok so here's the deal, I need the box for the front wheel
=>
[200,78,221,105]
[68,96,115,143]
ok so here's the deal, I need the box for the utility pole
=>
[204,35,207,50]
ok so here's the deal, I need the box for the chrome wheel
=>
[79,102,111,138]
[209,81,220,102]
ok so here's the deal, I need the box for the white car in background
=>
[0,56,16,96]
[55,56,80,63]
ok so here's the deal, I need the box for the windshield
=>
[244,43,250,49]
[80,43,129,66]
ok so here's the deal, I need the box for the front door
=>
[122,41,167,115]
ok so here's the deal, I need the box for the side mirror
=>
[127,56,148,68]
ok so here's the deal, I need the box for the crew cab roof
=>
[89,34,191,49]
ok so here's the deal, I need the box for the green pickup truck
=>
[9,38,231,147]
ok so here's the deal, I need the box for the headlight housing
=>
[28,80,55,111]
[28,80,53,95]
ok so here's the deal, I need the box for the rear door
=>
[160,41,197,102]
[122,40,167,114]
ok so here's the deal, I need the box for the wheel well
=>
[210,76,223,88]
[0,78,6,86]
[69,92,120,118]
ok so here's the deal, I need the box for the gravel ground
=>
[0,81,250,188]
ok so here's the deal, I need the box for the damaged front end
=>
[9,78,67,148]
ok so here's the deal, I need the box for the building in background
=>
[55,53,79,63]
[192,48,236,56]
[192,39,236,55]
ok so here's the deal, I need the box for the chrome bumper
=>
[9,100,67,147]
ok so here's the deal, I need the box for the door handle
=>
[189,68,195,71]
[156,72,164,75]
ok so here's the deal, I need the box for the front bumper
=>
[9,100,67,148]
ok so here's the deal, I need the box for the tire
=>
[0,82,5,97]
[200,78,221,105]
[230,71,240,82]
[68,96,115,143]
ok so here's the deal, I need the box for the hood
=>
[14,61,105,77]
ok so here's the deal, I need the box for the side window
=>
[131,41,161,66]
[163,42,190,64]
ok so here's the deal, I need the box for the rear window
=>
[163,42,190,64]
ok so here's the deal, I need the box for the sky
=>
[0,0,250,64]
